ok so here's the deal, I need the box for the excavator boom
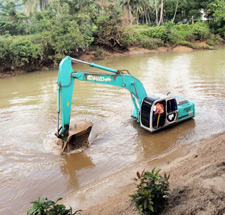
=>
[56,56,147,141]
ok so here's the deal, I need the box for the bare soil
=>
[80,132,225,215]
[172,46,193,52]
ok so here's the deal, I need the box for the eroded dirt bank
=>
[78,132,225,215]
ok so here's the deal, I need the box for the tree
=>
[158,0,164,25]
[208,0,225,37]
[122,0,133,25]
[172,0,179,22]
[0,0,27,35]
[23,0,53,15]
[155,0,159,24]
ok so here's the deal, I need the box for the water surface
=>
[0,49,225,214]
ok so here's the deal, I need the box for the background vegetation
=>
[0,0,224,73]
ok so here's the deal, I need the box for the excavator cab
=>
[140,95,179,132]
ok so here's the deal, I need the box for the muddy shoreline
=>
[0,44,215,79]
[63,132,225,215]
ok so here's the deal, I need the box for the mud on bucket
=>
[61,119,93,154]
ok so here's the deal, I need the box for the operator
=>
[155,103,164,115]
[154,103,165,128]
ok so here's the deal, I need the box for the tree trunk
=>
[40,0,43,11]
[136,11,139,25]
[127,5,132,26]
[144,7,147,24]
[172,0,179,22]
[158,0,164,26]
[155,0,158,25]
[147,11,151,23]
[129,5,133,25]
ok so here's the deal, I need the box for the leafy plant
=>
[27,196,82,215]
[130,168,170,215]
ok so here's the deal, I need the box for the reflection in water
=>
[0,49,224,214]
[60,153,94,190]
[132,118,196,158]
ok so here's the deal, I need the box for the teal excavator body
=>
[56,56,195,141]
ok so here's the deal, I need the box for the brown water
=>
[0,49,225,214]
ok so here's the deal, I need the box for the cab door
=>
[166,99,178,124]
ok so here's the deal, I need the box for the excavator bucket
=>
[61,119,93,154]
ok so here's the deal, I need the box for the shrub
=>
[168,24,190,43]
[0,35,45,72]
[167,23,211,43]
[119,28,140,47]
[95,48,109,60]
[185,22,211,42]
[9,38,43,65]
[206,34,223,46]
[140,26,169,44]
[130,168,170,215]
[138,23,212,46]
[206,39,216,46]
[0,37,11,72]
[141,38,164,50]
[27,197,82,215]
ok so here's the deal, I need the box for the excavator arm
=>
[56,56,147,141]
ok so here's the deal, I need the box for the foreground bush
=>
[27,197,82,215]
[130,168,170,215]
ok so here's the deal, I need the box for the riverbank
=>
[0,42,218,79]
[78,44,202,63]
[63,132,225,215]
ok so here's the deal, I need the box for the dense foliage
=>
[130,168,170,215]
[0,0,224,73]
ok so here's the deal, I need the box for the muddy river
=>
[0,49,225,214]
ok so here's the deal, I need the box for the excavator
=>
[55,56,195,152]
